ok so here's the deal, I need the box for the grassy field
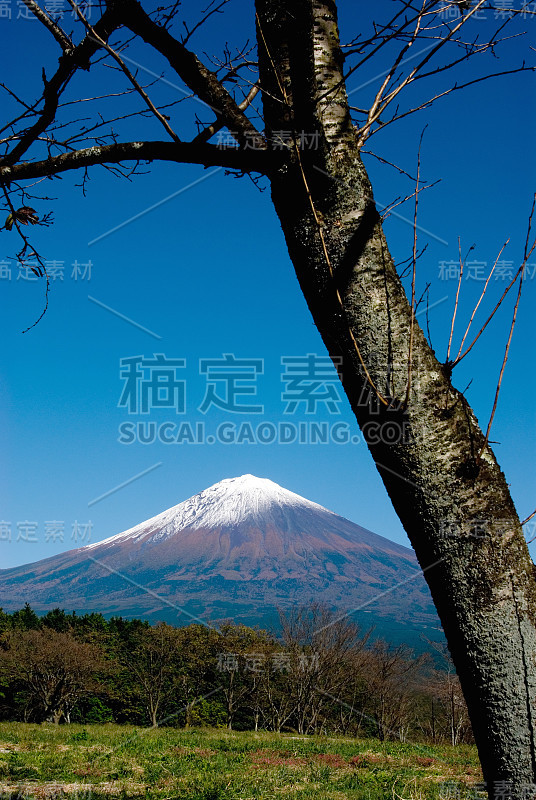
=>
[0,723,484,799]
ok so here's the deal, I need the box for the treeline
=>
[0,603,472,744]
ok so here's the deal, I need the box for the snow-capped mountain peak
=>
[86,474,332,549]
[182,474,330,525]
[0,474,437,637]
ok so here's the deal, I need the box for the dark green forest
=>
[0,604,472,745]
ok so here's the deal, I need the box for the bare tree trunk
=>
[184,700,194,729]
[451,691,457,748]
[256,1,536,795]
[225,670,235,730]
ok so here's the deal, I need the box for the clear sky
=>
[1,1,535,571]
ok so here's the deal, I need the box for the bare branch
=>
[380,178,439,221]
[361,148,418,181]
[20,0,74,54]
[454,240,509,362]
[451,261,525,367]
[0,141,270,185]
[0,5,124,168]
[522,509,536,527]
[445,239,466,365]
[480,194,536,453]
[1,184,50,333]
[357,1,493,146]
[192,83,261,145]
[403,125,425,409]
[67,0,182,144]
[480,271,524,454]
[360,66,534,142]
[180,0,231,46]
[122,0,265,150]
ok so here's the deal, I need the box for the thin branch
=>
[67,0,181,144]
[192,83,260,145]
[361,148,418,181]
[414,280,431,312]
[122,0,265,150]
[480,270,524,455]
[452,262,525,367]
[404,125,426,408]
[361,1,429,148]
[1,184,50,333]
[454,239,509,362]
[522,509,536,527]
[398,244,428,280]
[59,85,157,109]
[446,238,466,365]
[480,194,536,454]
[362,66,534,143]
[380,178,439,221]
[0,5,123,168]
[180,0,230,46]
[353,0,526,147]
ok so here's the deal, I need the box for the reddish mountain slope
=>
[0,475,438,636]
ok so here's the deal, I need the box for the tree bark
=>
[256,1,536,795]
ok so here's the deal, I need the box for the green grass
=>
[0,723,483,799]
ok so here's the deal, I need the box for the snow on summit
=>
[85,475,333,549]
[175,474,330,528]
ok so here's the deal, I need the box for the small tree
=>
[215,622,274,730]
[424,642,473,746]
[362,640,426,742]
[0,628,106,723]
[278,604,369,735]
[127,622,180,727]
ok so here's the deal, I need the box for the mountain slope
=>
[0,475,439,638]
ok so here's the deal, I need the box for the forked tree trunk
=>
[255,1,536,795]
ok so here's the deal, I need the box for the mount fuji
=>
[0,475,440,642]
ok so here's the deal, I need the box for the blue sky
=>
[1,1,535,571]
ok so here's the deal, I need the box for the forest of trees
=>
[0,604,472,746]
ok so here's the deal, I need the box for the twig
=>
[362,66,535,144]
[380,179,439,222]
[425,286,433,351]
[180,0,230,46]
[1,5,123,168]
[480,269,524,455]
[361,149,418,181]
[403,125,426,408]
[480,194,536,455]
[1,183,50,333]
[396,244,428,280]
[356,0,490,147]
[414,281,431,315]
[521,509,536,527]
[445,238,466,365]
[67,0,182,144]
[452,261,525,367]
[454,239,509,363]
[192,82,260,145]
